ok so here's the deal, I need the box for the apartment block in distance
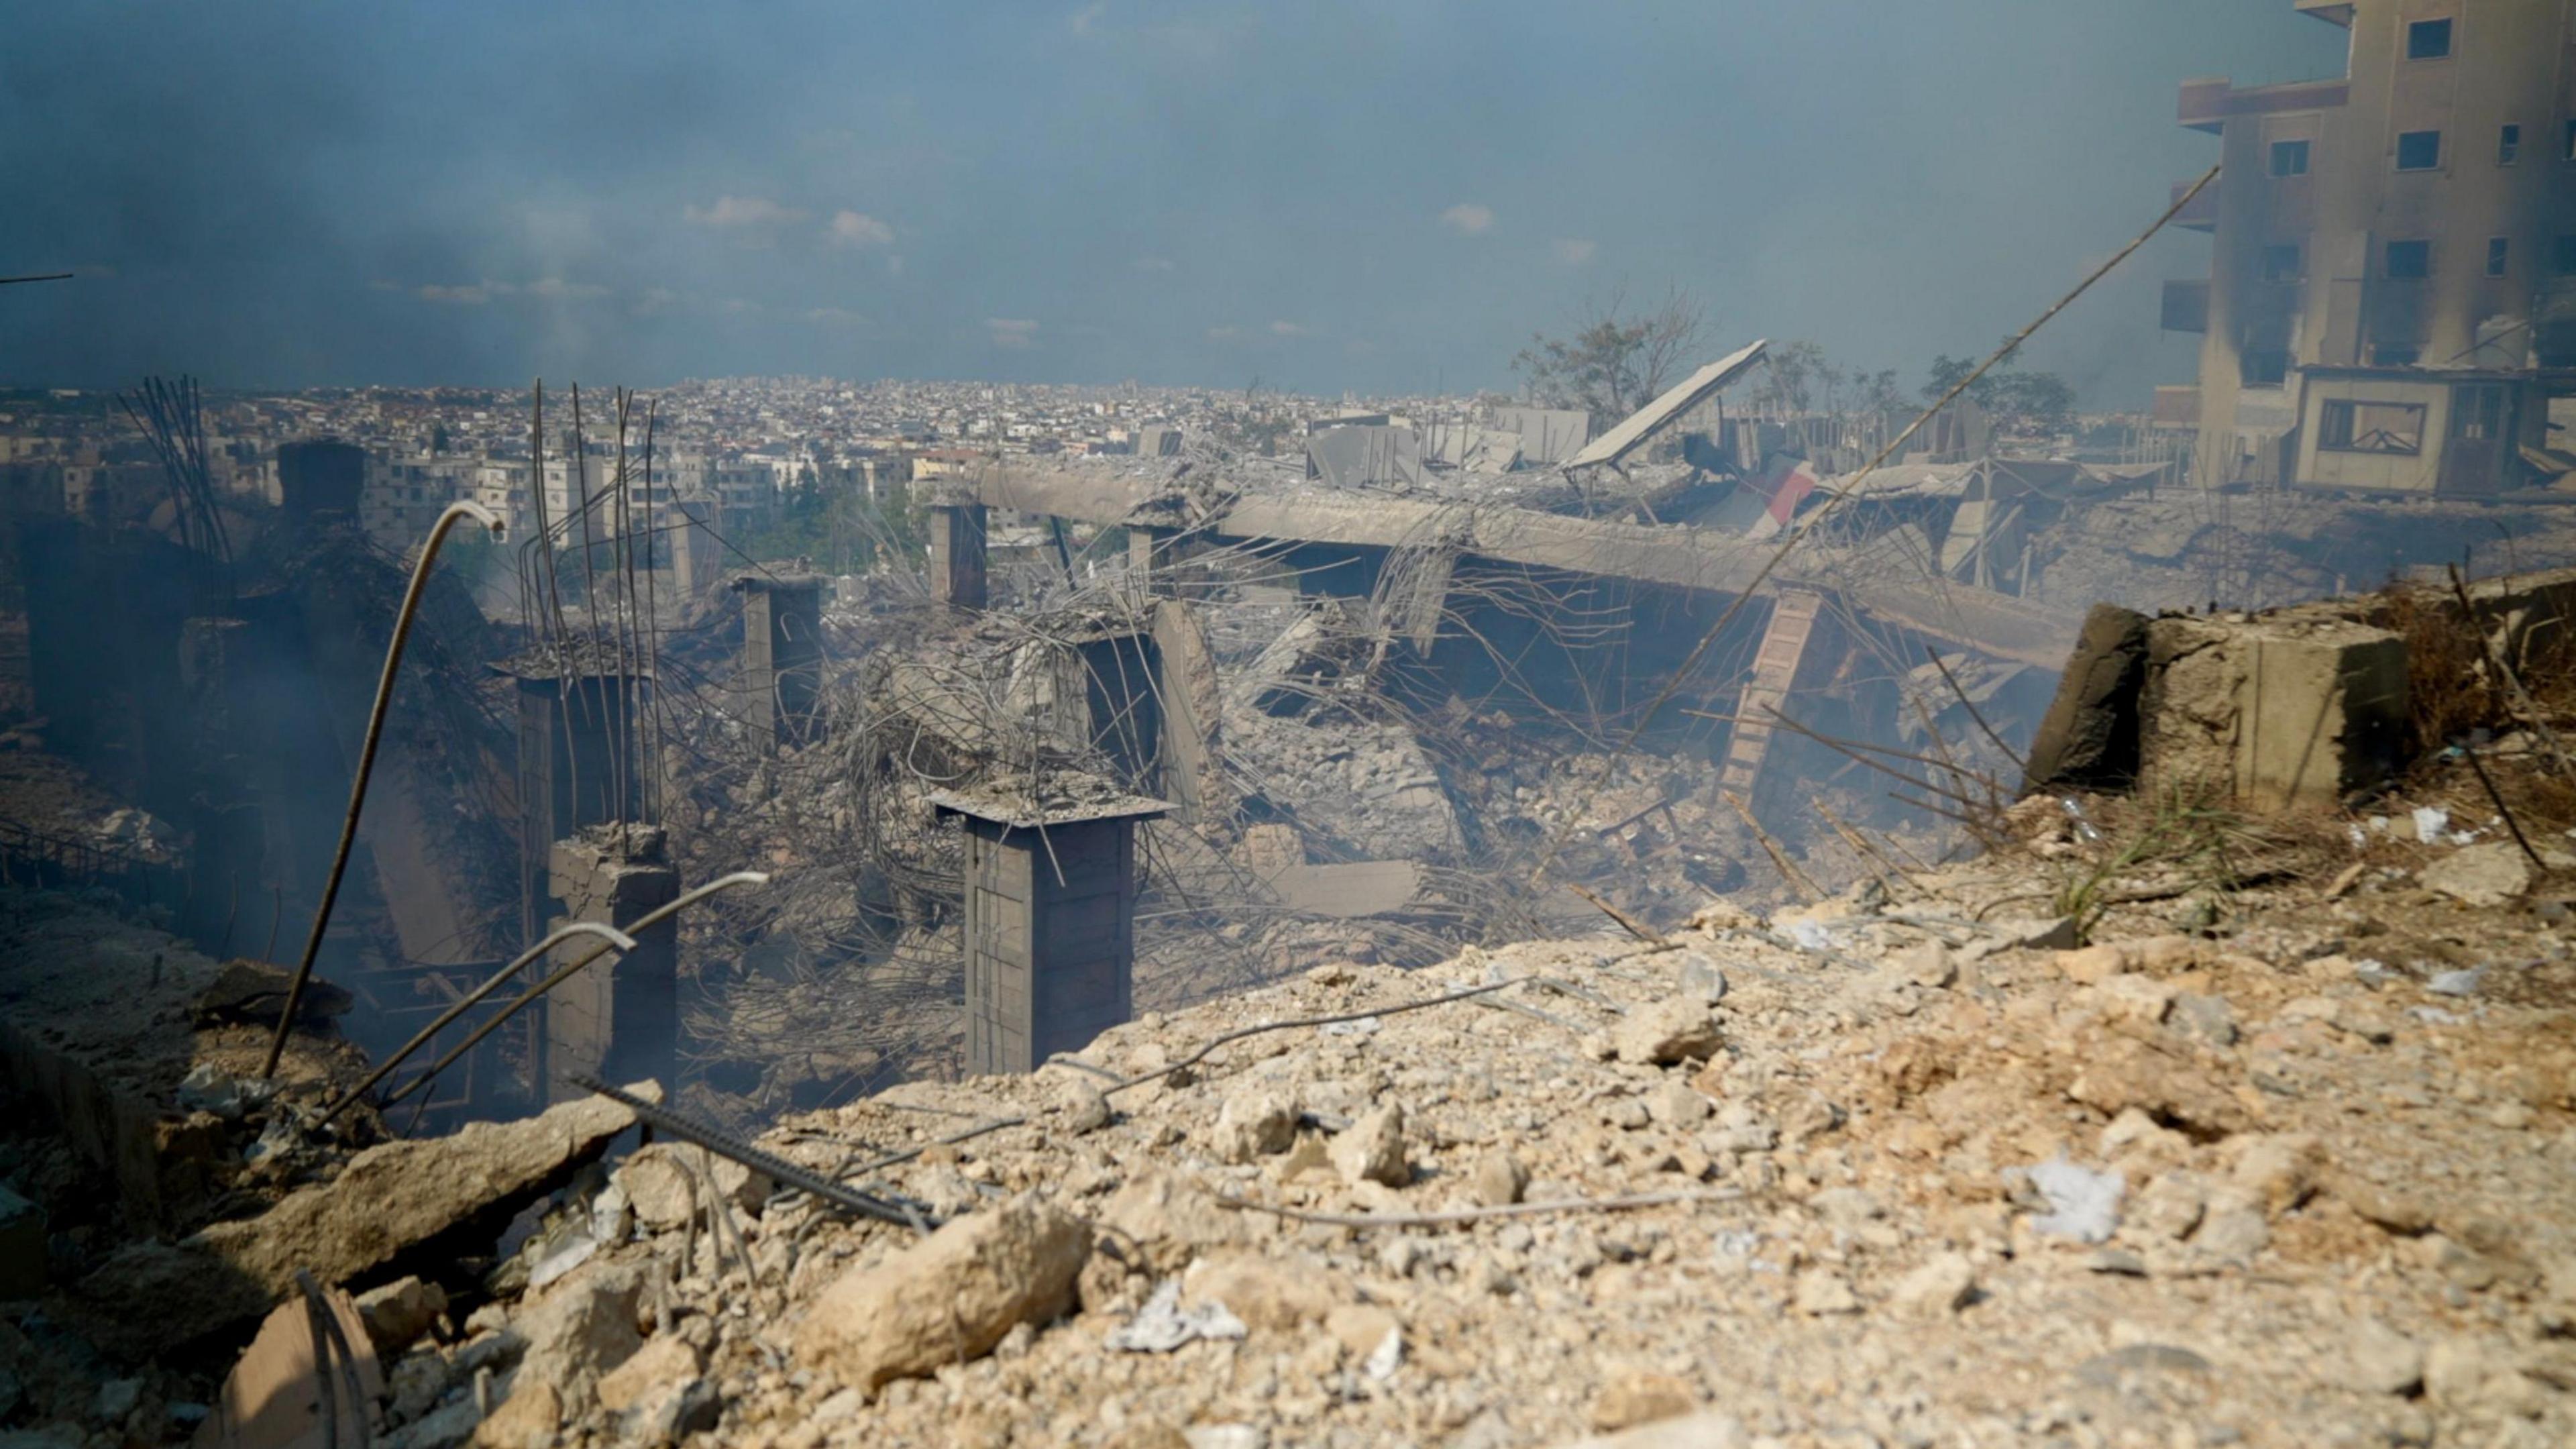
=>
[2163,1,2576,495]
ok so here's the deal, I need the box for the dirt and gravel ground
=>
[230,775,2572,1449]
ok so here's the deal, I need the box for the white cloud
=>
[400,277,606,305]
[985,317,1039,349]
[525,277,610,300]
[828,210,895,248]
[1269,319,1307,337]
[1134,256,1177,273]
[806,307,870,327]
[1440,202,1494,235]
[1070,2,1106,35]
[684,195,808,229]
[1206,325,1242,340]
[1552,238,1597,266]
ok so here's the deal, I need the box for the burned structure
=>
[2164,0,2576,493]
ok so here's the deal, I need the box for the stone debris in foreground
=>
[793,1195,1091,1392]
[78,1084,652,1348]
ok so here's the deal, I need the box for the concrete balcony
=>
[2171,180,2218,233]
[2178,76,2349,133]
[2162,278,2211,334]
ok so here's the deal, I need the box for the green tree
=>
[1512,284,1706,420]
[1922,339,2074,425]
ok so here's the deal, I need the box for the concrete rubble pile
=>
[68,775,2567,1448]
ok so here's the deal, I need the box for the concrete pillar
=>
[928,503,989,610]
[734,574,826,752]
[543,824,679,1102]
[663,500,720,612]
[1126,525,1195,597]
[935,789,1166,1075]
[502,665,644,947]
[1071,629,1161,791]
[1150,598,1222,824]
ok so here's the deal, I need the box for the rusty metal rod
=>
[378,871,768,1111]
[262,502,506,1078]
[2458,743,2548,873]
[318,920,639,1124]
[568,1075,934,1231]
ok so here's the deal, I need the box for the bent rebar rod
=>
[378,871,769,1111]
[262,502,506,1078]
[568,1074,936,1232]
[317,920,639,1124]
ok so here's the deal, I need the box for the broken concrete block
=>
[1210,1087,1299,1163]
[2141,612,2408,810]
[2023,604,2149,792]
[355,1276,447,1357]
[1615,999,1722,1066]
[1329,1103,1408,1187]
[1096,1169,1240,1274]
[506,1262,646,1413]
[1182,1250,1341,1332]
[470,1379,559,1449]
[1468,1150,1529,1208]
[614,1142,771,1230]
[594,1333,702,1416]
[795,1196,1089,1392]
[2420,841,2535,908]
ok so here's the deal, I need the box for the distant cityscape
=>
[0,376,1472,563]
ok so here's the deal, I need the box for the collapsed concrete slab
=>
[78,1085,651,1350]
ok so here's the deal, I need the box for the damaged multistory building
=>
[2162,0,2576,493]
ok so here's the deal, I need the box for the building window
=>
[2396,130,2443,170]
[2260,244,2304,282]
[2500,124,2521,164]
[2386,239,2432,278]
[2241,350,2291,387]
[2269,140,2310,176]
[2373,343,2423,367]
[2487,237,2510,277]
[2559,235,2576,275]
[2406,18,2453,60]
[2319,400,2426,454]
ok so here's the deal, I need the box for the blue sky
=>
[1,2,2347,404]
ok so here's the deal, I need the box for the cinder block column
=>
[928,503,989,610]
[936,791,1166,1075]
[734,574,825,752]
[543,824,680,1101]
